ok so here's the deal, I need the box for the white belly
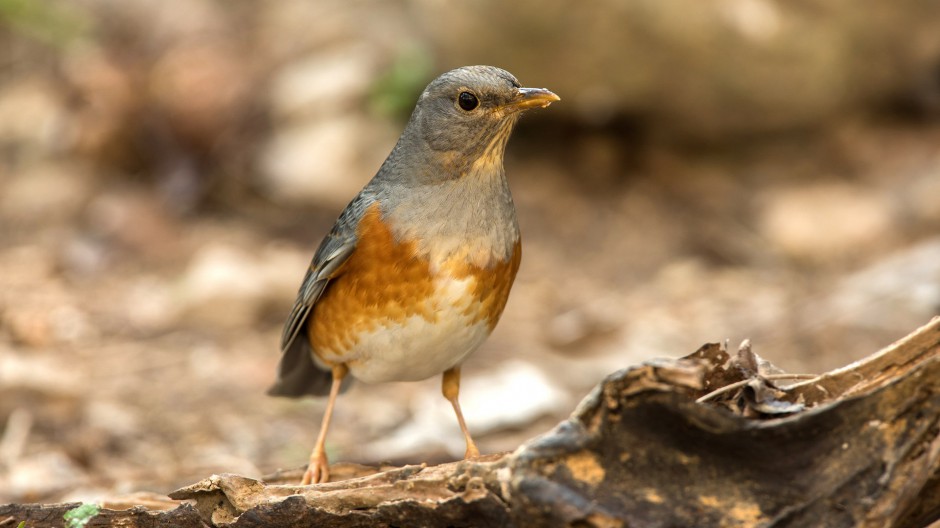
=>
[339,277,492,383]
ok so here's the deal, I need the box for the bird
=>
[268,65,559,485]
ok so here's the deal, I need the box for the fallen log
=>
[3,318,938,527]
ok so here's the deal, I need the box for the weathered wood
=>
[509,333,940,527]
[0,502,207,528]
[2,317,938,527]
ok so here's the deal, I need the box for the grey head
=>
[379,65,560,183]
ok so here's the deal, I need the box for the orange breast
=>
[308,203,521,364]
[451,237,521,332]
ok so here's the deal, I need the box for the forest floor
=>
[2,111,940,504]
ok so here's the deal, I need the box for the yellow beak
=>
[503,87,560,113]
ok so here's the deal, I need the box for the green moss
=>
[63,503,100,528]
[369,44,435,122]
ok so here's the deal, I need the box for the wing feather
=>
[270,192,374,397]
[279,241,355,352]
[278,192,374,353]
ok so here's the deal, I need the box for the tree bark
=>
[3,318,939,528]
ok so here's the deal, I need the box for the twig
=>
[696,374,817,404]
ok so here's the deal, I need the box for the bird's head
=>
[405,65,559,175]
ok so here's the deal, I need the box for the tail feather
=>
[268,337,350,397]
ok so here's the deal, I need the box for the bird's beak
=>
[502,87,560,114]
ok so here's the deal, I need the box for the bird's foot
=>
[464,442,481,459]
[301,449,330,485]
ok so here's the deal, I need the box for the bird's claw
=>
[464,443,480,459]
[301,450,330,485]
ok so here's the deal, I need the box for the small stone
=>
[268,45,376,120]
[458,361,569,433]
[823,237,940,330]
[0,76,66,151]
[258,116,379,206]
[48,305,96,345]
[0,347,81,393]
[177,243,266,328]
[758,183,894,263]
[84,400,141,437]
[2,451,87,502]
[123,277,180,332]
[84,190,181,260]
[0,163,91,224]
[4,308,54,348]
[364,362,568,459]
[149,39,252,141]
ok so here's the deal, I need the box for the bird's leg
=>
[442,366,480,458]
[302,364,348,485]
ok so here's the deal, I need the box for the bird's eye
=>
[458,91,479,111]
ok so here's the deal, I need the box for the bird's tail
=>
[268,338,342,397]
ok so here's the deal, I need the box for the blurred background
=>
[2,0,940,504]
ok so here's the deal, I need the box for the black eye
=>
[458,91,479,111]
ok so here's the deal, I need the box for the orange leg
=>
[442,366,480,458]
[301,364,348,485]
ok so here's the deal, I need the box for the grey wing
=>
[269,193,372,397]
[280,192,374,352]
[279,238,356,353]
